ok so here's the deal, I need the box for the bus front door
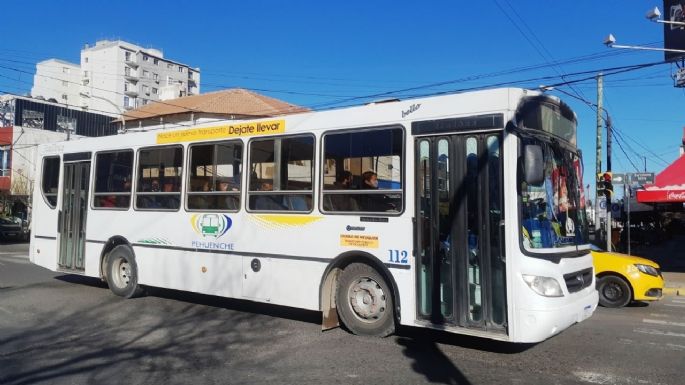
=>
[58,161,90,271]
[415,133,507,333]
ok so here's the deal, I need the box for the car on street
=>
[591,244,664,308]
[0,216,30,242]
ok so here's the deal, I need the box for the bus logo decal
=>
[191,214,232,238]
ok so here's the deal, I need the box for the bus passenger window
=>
[135,146,183,211]
[41,156,60,208]
[93,150,133,209]
[321,127,403,214]
[187,141,242,211]
[248,135,314,212]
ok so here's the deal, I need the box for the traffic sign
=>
[630,172,655,185]
[611,203,622,216]
[611,173,626,184]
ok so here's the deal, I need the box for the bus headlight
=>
[635,264,659,277]
[522,275,564,297]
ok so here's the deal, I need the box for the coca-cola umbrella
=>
[636,155,685,203]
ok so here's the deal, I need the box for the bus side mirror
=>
[523,144,544,186]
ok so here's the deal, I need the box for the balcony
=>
[124,89,139,97]
[124,56,139,67]
[124,72,139,82]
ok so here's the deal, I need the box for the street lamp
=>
[646,6,685,27]
[603,33,685,54]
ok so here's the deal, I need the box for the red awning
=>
[636,155,685,203]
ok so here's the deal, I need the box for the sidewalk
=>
[631,234,685,296]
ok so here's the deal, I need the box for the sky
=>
[0,1,683,198]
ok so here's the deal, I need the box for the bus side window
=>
[135,146,183,211]
[41,156,60,208]
[321,127,403,214]
[248,135,314,212]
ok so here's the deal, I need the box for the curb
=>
[663,287,683,296]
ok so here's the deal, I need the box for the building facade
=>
[30,59,82,106]
[31,40,200,117]
[0,95,116,218]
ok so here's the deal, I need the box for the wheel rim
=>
[603,281,625,303]
[112,257,131,289]
[347,277,387,323]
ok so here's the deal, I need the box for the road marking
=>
[0,306,12,315]
[643,318,685,327]
[648,313,670,318]
[671,299,685,304]
[573,371,661,385]
[634,328,685,338]
[664,303,685,308]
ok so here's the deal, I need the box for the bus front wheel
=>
[336,263,395,337]
[106,245,145,299]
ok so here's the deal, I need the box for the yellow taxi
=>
[591,245,664,308]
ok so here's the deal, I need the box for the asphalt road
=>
[1,243,683,385]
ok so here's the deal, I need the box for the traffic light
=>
[602,172,613,199]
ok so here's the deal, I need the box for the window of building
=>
[93,150,134,209]
[62,67,70,74]
[56,115,76,133]
[21,109,44,129]
[178,66,184,73]
[124,96,130,107]
[248,135,314,212]
[84,57,89,63]
[124,67,131,76]
[142,85,149,95]
[153,73,159,81]
[167,63,173,70]
[125,51,131,61]
[142,99,148,105]
[143,54,149,62]
[152,87,158,95]
[167,76,174,86]
[61,80,68,87]
[61,94,68,101]
[0,145,11,177]
[143,70,149,78]
[136,146,183,210]
[154,58,159,65]
[187,141,242,211]
[83,70,89,77]
[321,127,403,214]
[42,156,60,208]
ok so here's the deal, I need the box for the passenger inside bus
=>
[360,171,395,212]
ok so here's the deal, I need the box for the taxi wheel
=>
[597,275,632,308]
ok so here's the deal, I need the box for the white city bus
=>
[30,88,597,343]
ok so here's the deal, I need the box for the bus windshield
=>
[520,137,589,252]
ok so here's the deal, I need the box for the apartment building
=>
[30,59,81,106]
[31,40,200,116]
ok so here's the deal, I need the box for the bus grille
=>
[563,268,593,293]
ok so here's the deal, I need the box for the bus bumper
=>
[513,288,598,343]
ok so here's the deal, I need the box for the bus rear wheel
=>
[106,245,144,298]
[336,263,395,337]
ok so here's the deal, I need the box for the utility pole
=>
[606,115,612,252]
[595,73,603,237]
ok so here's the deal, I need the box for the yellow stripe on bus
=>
[156,120,285,144]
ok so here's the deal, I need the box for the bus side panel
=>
[135,248,243,299]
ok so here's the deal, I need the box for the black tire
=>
[597,275,632,308]
[336,263,395,337]
[106,245,144,298]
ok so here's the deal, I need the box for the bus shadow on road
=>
[53,273,321,326]
[396,325,535,354]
